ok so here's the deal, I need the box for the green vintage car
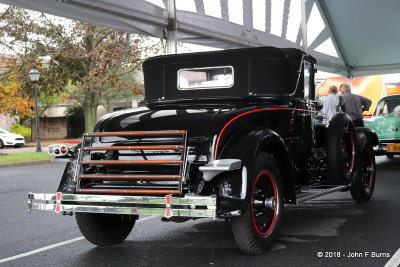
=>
[364,94,400,157]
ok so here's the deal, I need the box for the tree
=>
[0,6,161,131]
[0,7,67,125]
[0,74,33,122]
[101,67,144,113]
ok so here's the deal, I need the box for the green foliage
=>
[11,123,31,137]
[39,91,66,116]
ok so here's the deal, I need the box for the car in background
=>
[0,128,25,148]
[364,94,400,158]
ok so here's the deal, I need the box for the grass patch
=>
[0,152,52,164]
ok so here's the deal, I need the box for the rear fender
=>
[355,127,379,146]
[56,160,78,193]
[354,130,373,170]
[212,128,296,214]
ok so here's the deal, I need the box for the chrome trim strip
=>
[28,203,216,217]
[60,193,217,206]
[209,135,217,161]
[240,166,247,199]
[28,193,217,218]
[28,193,56,201]
[177,66,234,90]
[28,203,55,211]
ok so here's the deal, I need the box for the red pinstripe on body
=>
[213,108,307,159]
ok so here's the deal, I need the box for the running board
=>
[296,185,349,203]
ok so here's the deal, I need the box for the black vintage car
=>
[29,47,378,255]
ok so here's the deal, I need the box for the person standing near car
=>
[321,85,338,121]
[340,83,372,127]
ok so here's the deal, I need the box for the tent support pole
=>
[166,0,177,54]
[348,75,353,88]
[300,0,307,52]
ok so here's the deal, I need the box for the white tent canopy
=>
[1,0,399,77]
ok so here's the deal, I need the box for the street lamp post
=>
[29,66,42,152]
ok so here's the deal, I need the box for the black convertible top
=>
[143,47,315,102]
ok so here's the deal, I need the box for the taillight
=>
[60,146,68,154]
[48,144,69,156]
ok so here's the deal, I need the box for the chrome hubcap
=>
[253,197,276,210]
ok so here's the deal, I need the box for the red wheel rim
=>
[362,152,374,191]
[342,129,355,175]
[251,171,278,236]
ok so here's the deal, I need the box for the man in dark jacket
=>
[340,83,372,127]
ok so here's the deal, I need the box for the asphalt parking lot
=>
[0,157,399,267]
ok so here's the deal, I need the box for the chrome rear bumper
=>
[28,192,217,218]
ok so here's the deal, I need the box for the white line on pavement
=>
[385,248,400,267]
[0,237,85,264]
[0,215,159,264]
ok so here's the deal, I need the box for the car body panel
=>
[364,94,400,154]
[364,115,400,140]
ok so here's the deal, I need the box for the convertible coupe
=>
[28,47,378,255]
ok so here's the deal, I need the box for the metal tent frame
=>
[1,0,399,79]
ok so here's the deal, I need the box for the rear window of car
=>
[178,66,234,90]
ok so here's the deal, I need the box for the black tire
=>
[231,153,283,255]
[76,213,138,246]
[0,140,4,149]
[350,142,376,202]
[387,154,394,159]
[326,113,356,184]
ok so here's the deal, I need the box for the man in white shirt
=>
[321,85,338,121]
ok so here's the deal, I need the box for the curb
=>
[0,159,53,168]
